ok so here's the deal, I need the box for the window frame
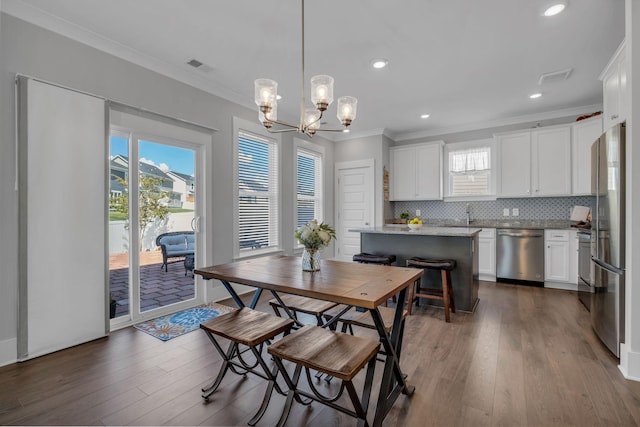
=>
[443,139,497,201]
[293,138,325,249]
[233,117,282,259]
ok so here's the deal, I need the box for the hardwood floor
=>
[2,281,640,426]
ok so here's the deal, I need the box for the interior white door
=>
[335,160,374,262]
[17,78,107,360]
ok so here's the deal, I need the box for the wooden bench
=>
[200,308,293,426]
[267,325,380,427]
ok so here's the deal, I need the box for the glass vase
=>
[302,247,321,272]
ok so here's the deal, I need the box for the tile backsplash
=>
[393,196,594,221]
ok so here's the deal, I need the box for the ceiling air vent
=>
[186,58,213,72]
[538,68,572,86]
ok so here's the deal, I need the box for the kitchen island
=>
[350,226,481,312]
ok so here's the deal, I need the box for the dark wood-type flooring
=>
[1,281,640,426]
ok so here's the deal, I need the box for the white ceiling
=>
[2,0,625,141]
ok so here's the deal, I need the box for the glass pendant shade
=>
[310,75,334,110]
[337,96,357,126]
[254,79,278,108]
[304,108,321,133]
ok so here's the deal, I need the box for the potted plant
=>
[400,211,410,223]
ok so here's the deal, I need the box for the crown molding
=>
[0,0,255,110]
[392,103,603,142]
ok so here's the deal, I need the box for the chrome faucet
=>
[465,203,472,225]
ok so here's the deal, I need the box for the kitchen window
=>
[234,119,280,256]
[445,140,496,199]
[295,139,324,247]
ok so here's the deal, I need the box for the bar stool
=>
[267,325,380,427]
[353,253,397,306]
[405,257,457,322]
[352,252,397,266]
[199,308,294,426]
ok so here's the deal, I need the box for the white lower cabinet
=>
[544,229,578,289]
[478,228,496,281]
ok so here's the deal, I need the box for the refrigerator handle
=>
[592,256,625,275]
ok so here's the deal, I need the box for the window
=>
[295,142,324,246]
[445,141,495,198]
[236,128,279,253]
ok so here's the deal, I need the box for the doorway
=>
[108,128,206,327]
[334,159,374,262]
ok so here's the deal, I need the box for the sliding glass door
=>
[108,129,205,326]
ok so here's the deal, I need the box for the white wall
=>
[0,13,334,365]
[622,0,640,381]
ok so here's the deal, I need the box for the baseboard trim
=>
[619,343,640,382]
[544,281,578,291]
[0,337,17,367]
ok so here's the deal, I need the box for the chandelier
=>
[254,0,357,137]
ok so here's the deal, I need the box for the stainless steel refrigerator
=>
[590,122,625,357]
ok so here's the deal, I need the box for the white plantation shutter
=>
[238,131,279,252]
[296,148,322,228]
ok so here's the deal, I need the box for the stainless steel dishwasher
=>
[496,228,545,284]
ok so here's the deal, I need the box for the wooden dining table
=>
[194,255,423,426]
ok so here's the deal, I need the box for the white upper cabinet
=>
[601,40,627,131]
[497,131,531,197]
[531,125,571,196]
[390,142,443,201]
[571,115,603,195]
[497,125,571,198]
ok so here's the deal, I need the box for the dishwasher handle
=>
[497,231,543,238]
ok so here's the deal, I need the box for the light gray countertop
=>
[350,226,482,237]
[385,218,583,230]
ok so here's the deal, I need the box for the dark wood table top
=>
[194,255,423,309]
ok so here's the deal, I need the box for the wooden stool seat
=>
[352,252,397,265]
[267,325,379,426]
[406,257,457,321]
[200,307,293,347]
[269,325,379,381]
[199,308,294,426]
[269,294,338,326]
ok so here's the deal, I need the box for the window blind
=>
[238,131,279,251]
[296,148,323,229]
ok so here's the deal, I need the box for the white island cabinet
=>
[389,142,443,201]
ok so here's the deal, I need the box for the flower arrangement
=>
[295,220,336,271]
[294,220,336,249]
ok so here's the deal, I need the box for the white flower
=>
[318,230,330,243]
[294,220,336,250]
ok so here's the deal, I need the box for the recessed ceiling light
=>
[420,114,430,119]
[371,59,389,69]
[276,94,282,100]
[543,1,567,16]
[529,93,543,99]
